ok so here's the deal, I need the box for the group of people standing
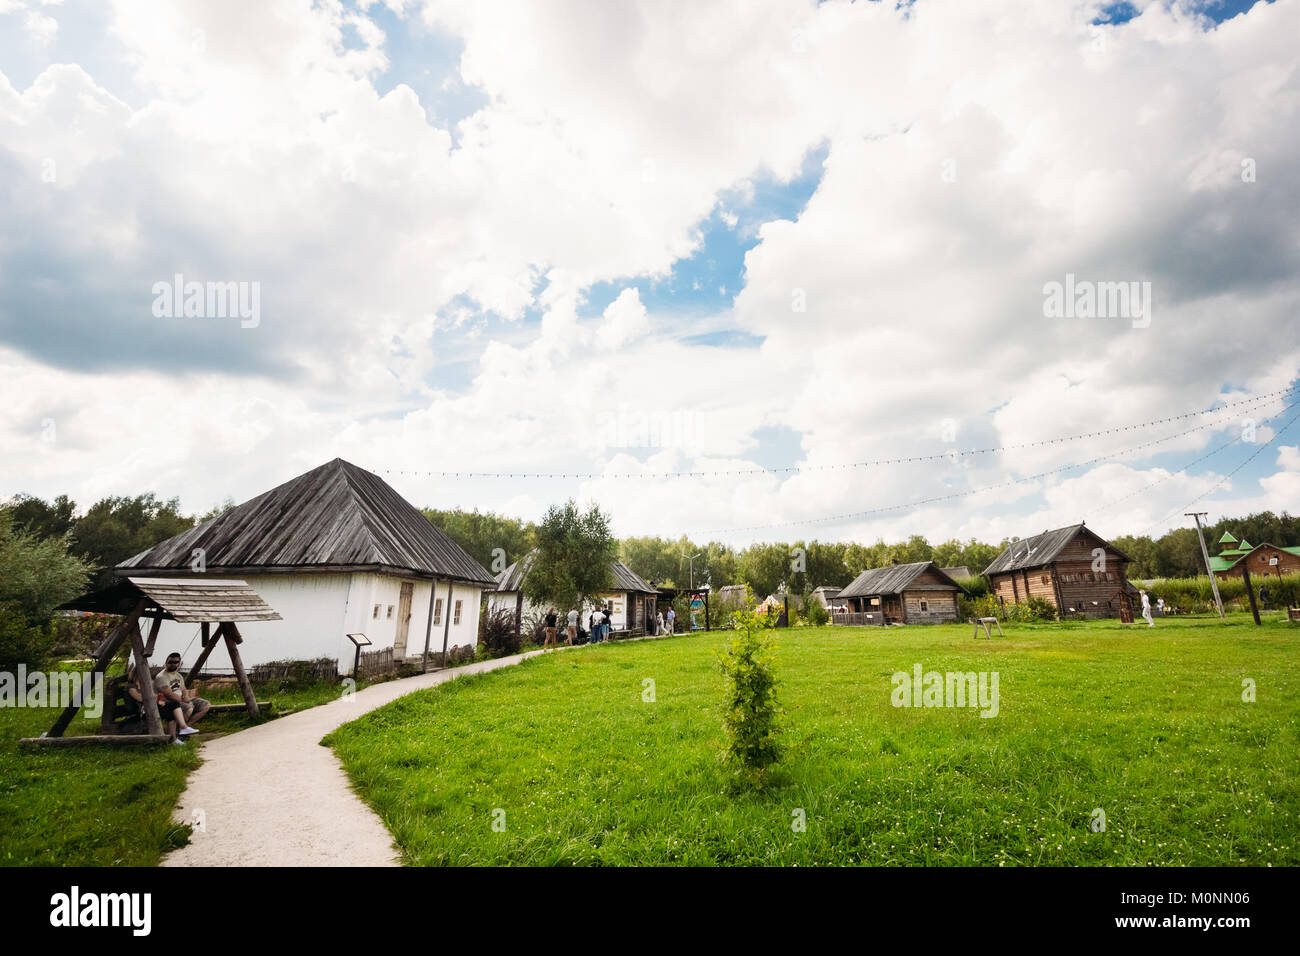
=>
[541,605,614,650]
[539,602,678,650]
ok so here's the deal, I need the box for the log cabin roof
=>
[116,458,496,585]
[838,561,960,598]
[983,524,1128,576]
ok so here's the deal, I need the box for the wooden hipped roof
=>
[116,458,495,585]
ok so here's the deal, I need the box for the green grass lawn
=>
[327,615,1300,866]
[0,675,362,866]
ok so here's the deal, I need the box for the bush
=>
[803,599,830,627]
[958,593,1055,622]
[717,599,782,777]
[1146,573,1300,613]
[478,608,523,658]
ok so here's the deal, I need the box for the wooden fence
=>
[247,659,339,683]
[356,647,396,678]
[831,611,887,627]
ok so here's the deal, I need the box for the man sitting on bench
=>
[154,652,209,743]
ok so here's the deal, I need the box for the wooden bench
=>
[972,617,1004,639]
[99,676,271,735]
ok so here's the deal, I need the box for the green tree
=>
[3,493,77,540]
[0,511,92,668]
[619,535,685,586]
[738,542,789,599]
[71,494,195,589]
[523,500,615,612]
[718,588,782,777]
[424,507,537,576]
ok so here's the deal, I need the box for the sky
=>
[1,0,1298,548]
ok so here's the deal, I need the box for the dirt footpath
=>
[161,649,548,867]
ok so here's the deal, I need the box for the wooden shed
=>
[834,561,961,625]
[983,523,1134,618]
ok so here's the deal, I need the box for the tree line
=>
[4,486,1297,668]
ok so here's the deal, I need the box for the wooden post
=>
[47,598,146,738]
[439,580,454,665]
[223,623,260,717]
[515,591,523,638]
[1241,564,1262,626]
[1187,512,1226,619]
[184,622,225,685]
[129,619,164,737]
[704,590,710,632]
[142,614,162,658]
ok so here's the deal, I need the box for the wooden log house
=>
[983,523,1135,619]
[833,561,961,625]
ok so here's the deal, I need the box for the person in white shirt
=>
[1139,590,1154,627]
[665,607,675,634]
[655,610,665,636]
[566,607,578,645]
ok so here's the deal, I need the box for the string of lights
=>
[373,384,1296,481]
[1138,404,1300,537]
[694,395,1300,535]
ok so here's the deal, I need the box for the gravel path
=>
[161,648,550,867]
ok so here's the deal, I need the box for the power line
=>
[696,403,1288,535]
[372,384,1295,481]
[1138,404,1300,536]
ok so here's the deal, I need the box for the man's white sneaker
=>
[179,727,199,736]
[172,739,186,746]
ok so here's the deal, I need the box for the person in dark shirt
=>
[543,608,558,650]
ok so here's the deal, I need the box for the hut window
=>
[433,599,443,625]
[920,600,928,612]
[1041,574,1050,585]
[372,604,380,619]
[386,605,394,619]
[453,600,463,625]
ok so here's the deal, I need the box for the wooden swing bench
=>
[98,674,273,736]
[20,577,281,749]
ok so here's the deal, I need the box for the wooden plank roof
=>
[58,577,281,623]
[116,458,495,585]
[838,561,959,598]
[983,524,1129,576]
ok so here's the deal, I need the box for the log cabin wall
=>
[903,590,959,622]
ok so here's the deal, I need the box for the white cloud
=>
[1,0,1298,545]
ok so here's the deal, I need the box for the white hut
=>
[116,458,495,669]
[487,552,659,636]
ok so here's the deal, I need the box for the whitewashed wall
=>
[141,572,482,671]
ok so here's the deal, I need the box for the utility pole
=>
[1186,512,1225,619]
